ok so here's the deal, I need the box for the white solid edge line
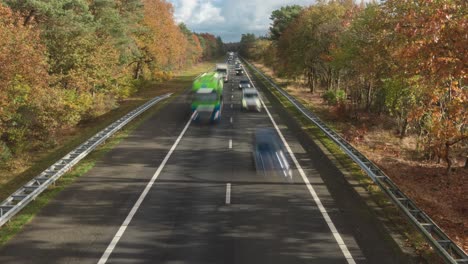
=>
[229,139,233,149]
[226,183,231,204]
[97,113,194,264]
[244,68,356,264]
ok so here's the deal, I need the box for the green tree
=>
[277,2,349,92]
[269,5,303,41]
[239,33,256,58]
[332,3,391,112]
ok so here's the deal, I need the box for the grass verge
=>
[246,63,441,263]
[0,61,214,246]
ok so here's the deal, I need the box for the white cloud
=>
[173,0,198,22]
[192,1,225,24]
[169,0,316,42]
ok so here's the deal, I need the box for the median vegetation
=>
[0,1,224,179]
[239,0,466,252]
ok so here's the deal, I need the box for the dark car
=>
[235,65,244,75]
[253,128,292,179]
[238,79,251,89]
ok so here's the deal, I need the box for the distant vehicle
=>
[241,88,261,112]
[235,65,244,75]
[216,63,229,82]
[238,79,251,89]
[191,72,224,123]
[253,128,292,179]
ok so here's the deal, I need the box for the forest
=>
[240,0,467,173]
[0,0,224,165]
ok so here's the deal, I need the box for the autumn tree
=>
[1,0,222,165]
[196,33,224,60]
[381,0,467,172]
[243,0,466,173]
[179,23,203,65]
[0,4,50,154]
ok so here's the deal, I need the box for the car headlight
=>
[256,99,261,107]
[242,99,247,108]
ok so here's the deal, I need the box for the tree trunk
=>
[337,75,341,91]
[24,10,36,26]
[134,61,142,80]
[305,69,315,93]
[306,70,314,93]
[464,155,468,169]
[445,142,452,175]
[400,117,408,138]
[365,82,372,112]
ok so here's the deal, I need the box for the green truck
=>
[191,72,224,123]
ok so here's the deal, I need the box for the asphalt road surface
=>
[0,60,416,264]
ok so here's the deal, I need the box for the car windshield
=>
[195,92,217,102]
[217,69,227,74]
[240,80,249,84]
[243,93,258,99]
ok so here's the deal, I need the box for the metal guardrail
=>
[242,59,467,264]
[0,93,172,227]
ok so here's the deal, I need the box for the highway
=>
[0,59,415,263]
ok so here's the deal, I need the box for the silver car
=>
[238,79,251,89]
[241,88,262,112]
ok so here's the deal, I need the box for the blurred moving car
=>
[241,88,262,112]
[238,79,251,89]
[216,63,229,82]
[253,128,292,178]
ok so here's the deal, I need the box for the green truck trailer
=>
[191,72,224,123]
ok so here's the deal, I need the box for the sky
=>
[167,0,316,42]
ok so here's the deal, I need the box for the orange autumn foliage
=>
[140,0,189,78]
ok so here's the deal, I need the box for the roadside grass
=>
[246,63,441,262]
[0,61,214,246]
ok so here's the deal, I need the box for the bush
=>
[5,127,28,154]
[335,89,346,102]
[0,141,12,164]
[322,90,346,105]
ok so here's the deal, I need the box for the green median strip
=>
[246,63,440,262]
